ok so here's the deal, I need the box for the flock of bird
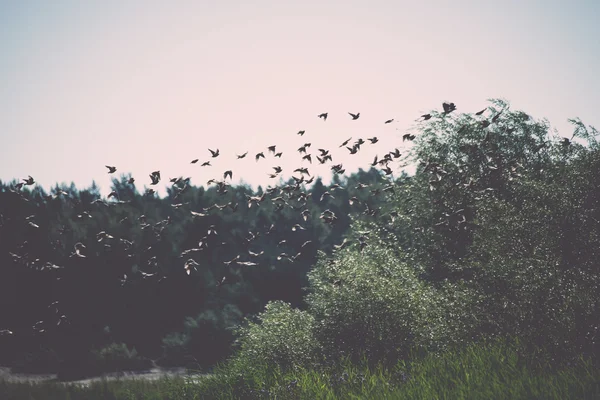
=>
[1,101,512,337]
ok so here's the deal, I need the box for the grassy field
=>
[2,340,599,399]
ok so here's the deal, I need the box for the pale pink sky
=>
[1,1,598,196]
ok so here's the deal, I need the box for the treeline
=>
[0,162,396,376]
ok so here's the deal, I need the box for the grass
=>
[2,339,599,399]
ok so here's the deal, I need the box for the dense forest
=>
[1,99,599,392]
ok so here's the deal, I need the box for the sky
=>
[1,0,599,197]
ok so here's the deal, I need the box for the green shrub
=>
[232,300,319,373]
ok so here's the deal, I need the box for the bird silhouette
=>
[348,112,360,120]
[442,102,457,114]
[149,171,160,185]
[385,119,394,124]
[191,159,199,164]
[209,148,220,158]
[492,110,503,123]
[339,137,352,148]
[318,112,328,121]
[297,130,305,136]
[237,152,248,159]
[255,152,265,161]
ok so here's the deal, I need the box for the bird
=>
[201,161,211,167]
[268,145,276,154]
[191,159,199,164]
[403,134,416,141]
[385,119,394,124]
[320,191,334,202]
[292,224,305,231]
[492,111,503,123]
[184,259,199,275]
[105,166,117,174]
[297,130,305,136]
[368,137,378,144]
[421,114,432,121]
[255,152,265,161]
[339,137,352,148]
[334,238,351,251]
[248,249,264,257]
[348,112,360,120]
[209,148,220,158]
[442,102,457,114]
[127,177,135,184]
[224,170,233,180]
[149,172,160,185]
[237,152,248,159]
[318,112,328,121]
[475,108,486,116]
[294,167,310,176]
[71,242,87,258]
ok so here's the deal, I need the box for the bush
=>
[306,244,480,366]
[232,300,319,373]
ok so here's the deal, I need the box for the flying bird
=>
[106,166,117,174]
[348,112,360,120]
[318,112,328,121]
[442,102,457,114]
[385,119,394,124]
[237,152,248,159]
[184,259,199,275]
[209,148,220,158]
[339,137,352,148]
